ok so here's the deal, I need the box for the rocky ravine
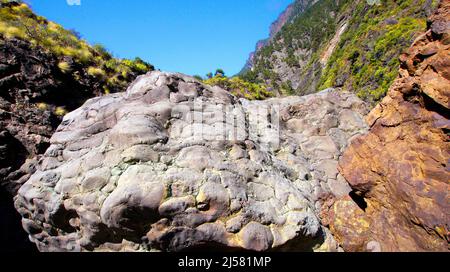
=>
[329,1,450,252]
[14,71,369,252]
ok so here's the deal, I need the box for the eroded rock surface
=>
[329,2,450,252]
[14,70,368,252]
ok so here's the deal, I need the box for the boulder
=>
[14,71,369,252]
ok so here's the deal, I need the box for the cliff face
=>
[241,0,315,72]
[241,0,438,102]
[268,3,296,37]
[319,0,439,103]
[328,1,449,252]
[241,0,348,95]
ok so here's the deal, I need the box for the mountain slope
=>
[0,0,154,95]
[241,0,317,72]
[241,0,439,103]
[319,0,439,102]
[241,0,352,95]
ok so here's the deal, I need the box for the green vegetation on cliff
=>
[319,0,437,103]
[0,0,154,94]
[204,72,274,100]
[242,0,438,103]
[240,0,351,95]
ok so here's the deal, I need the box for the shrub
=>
[57,61,71,73]
[280,81,295,96]
[93,43,112,59]
[87,66,106,79]
[103,86,110,94]
[36,102,48,111]
[203,75,273,100]
[214,69,225,77]
[122,57,152,74]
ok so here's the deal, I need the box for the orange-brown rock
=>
[329,1,450,252]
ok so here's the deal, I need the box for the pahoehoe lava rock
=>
[329,1,450,252]
[14,71,369,252]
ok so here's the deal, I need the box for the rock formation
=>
[329,1,450,252]
[14,71,369,252]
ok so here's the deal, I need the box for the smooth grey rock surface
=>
[15,71,369,252]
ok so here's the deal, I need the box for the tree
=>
[93,44,112,60]
[206,72,213,79]
[215,69,225,77]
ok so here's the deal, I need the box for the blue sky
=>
[26,0,293,77]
